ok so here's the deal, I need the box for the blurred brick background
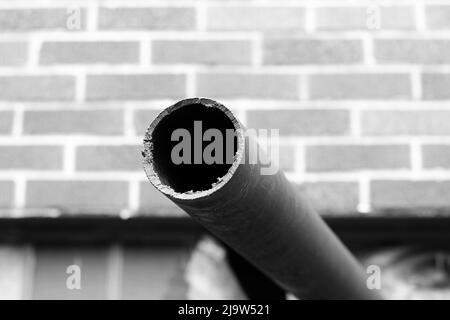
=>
[1,0,450,299]
[3,0,450,217]
[0,0,450,215]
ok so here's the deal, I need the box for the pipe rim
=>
[142,97,245,200]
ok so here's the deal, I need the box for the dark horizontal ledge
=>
[0,215,450,248]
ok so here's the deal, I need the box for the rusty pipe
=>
[142,98,382,300]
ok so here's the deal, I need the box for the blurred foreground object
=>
[142,98,382,300]
[362,247,450,300]
[185,236,247,299]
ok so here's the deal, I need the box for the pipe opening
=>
[151,102,238,194]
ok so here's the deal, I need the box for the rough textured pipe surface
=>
[142,98,382,300]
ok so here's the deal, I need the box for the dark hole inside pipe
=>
[151,103,238,193]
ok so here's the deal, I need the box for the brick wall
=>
[0,0,449,217]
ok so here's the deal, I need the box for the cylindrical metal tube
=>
[143,97,382,300]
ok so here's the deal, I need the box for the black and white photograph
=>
[0,0,449,310]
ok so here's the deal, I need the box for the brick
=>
[121,246,189,299]
[0,146,63,170]
[0,246,27,299]
[40,41,139,65]
[426,6,450,29]
[86,74,186,101]
[0,8,85,31]
[423,74,450,100]
[247,110,350,136]
[298,181,359,215]
[305,144,410,172]
[134,109,162,136]
[279,145,295,172]
[0,111,13,134]
[315,6,414,30]
[152,40,252,65]
[0,42,27,66]
[423,145,450,169]
[76,145,141,171]
[23,110,123,135]
[264,39,363,65]
[0,76,75,101]
[197,73,299,100]
[99,7,195,30]
[33,246,108,299]
[0,181,14,208]
[375,40,450,64]
[247,143,295,172]
[371,180,450,209]
[309,74,411,100]
[26,180,128,214]
[207,7,305,31]
[139,182,186,216]
[361,110,450,136]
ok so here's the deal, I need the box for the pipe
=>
[142,97,382,300]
